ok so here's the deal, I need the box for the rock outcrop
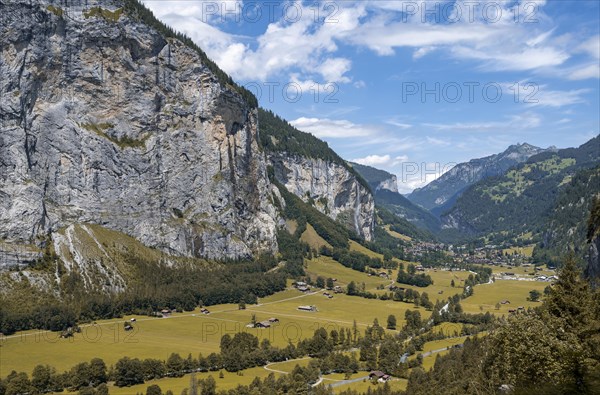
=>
[270,155,374,241]
[349,162,398,194]
[0,0,278,265]
[376,175,399,194]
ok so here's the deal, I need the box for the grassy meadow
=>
[0,240,551,394]
[301,224,332,250]
[0,282,423,377]
[461,280,548,314]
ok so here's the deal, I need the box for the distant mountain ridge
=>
[350,163,440,236]
[349,162,399,193]
[441,136,600,250]
[408,143,555,213]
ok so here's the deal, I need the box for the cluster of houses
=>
[496,271,558,282]
[155,307,210,318]
[368,270,390,279]
[159,309,176,317]
[369,371,391,382]
[294,281,311,293]
[60,326,81,338]
[535,275,558,282]
[406,242,445,256]
[252,317,279,329]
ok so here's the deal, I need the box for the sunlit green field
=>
[0,242,550,394]
[349,240,385,259]
[301,223,332,250]
[338,241,471,303]
[422,336,468,353]
[396,269,472,303]
[306,256,391,291]
[462,280,548,314]
[0,286,423,377]
[384,225,412,241]
[109,366,279,395]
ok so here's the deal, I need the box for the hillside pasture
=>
[462,280,548,314]
[301,223,332,250]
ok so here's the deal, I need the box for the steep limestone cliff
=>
[376,175,399,194]
[0,0,278,266]
[270,154,374,241]
[258,109,374,241]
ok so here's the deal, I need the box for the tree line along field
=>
[0,247,552,394]
[105,353,409,394]
[1,283,419,376]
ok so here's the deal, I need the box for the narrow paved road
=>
[263,357,312,374]
[327,375,369,388]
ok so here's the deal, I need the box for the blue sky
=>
[141,0,599,192]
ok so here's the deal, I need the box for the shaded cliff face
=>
[0,0,278,264]
[587,236,600,287]
[585,196,600,286]
[270,155,374,241]
[349,162,439,234]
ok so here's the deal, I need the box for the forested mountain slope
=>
[408,143,553,213]
[534,166,600,266]
[441,136,600,248]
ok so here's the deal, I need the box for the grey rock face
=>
[270,154,374,240]
[0,0,278,263]
[376,175,398,194]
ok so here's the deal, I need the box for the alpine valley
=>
[0,1,599,395]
